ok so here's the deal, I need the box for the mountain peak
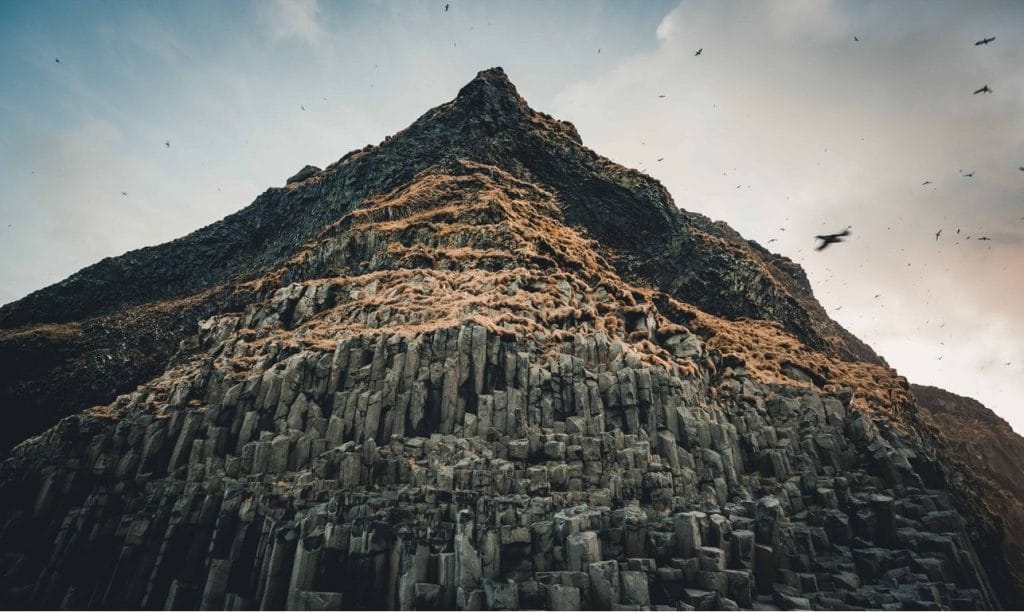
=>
[0,64,1019,610]
[456,66,518,101]
[448,66,531,126]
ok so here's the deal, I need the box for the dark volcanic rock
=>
[911,383,1024,607]
[0,67,1017,610]
[0,67,878,453]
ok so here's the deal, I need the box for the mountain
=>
[0,67,1018,609]
[910,384,1024,597]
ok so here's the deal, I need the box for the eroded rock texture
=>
[0,321,1001,610]
[0,68,1019,609]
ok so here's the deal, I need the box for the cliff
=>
[0,68,1017,610]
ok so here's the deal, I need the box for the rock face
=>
[0,68,877,455]
[0,68,1018,609]
[910,384,1024,599]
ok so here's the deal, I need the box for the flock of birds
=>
[635,32,1018,371]
[813,34,1017,367]
[814,34,1017,255]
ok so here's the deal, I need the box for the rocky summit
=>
[0,67,1020,610]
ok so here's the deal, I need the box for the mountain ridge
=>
[0,67,881,452]
[0,67,1020,609]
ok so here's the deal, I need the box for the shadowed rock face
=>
[910,384,1024,602]
[0,67,879,454]
[0,67,1018,609]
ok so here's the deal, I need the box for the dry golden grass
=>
[94,159,914,436]
[684,304,913,425]
[0,321,83,342]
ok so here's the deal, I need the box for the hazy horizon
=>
[2,0,1022,433]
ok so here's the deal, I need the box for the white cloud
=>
[262,0,324,46]
[553,0,1024,432]
[655,3,684,43]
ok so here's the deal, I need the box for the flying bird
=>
[922,180,932,185]
[164,140,170,148]
[658,95,666,98]
[963,171,974,177]
[815,228,851,251]
[695,48,702,56]
[55,58,61,63]
[973,85,992,94]
[301,105,305,111]
[657,157,664,162]
[444,3,449,11]
[853,36,859,42]
[978,236,991,241]
[767,238,777,243]
[120,191,127,196]
[974,36,995,46]
[1018,167,1024,171]
[935,229,942,241]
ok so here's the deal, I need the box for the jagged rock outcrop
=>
[0,68,877,454]
[0,68,1018,609]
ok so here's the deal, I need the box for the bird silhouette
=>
[973,85,992,94]
[963,171,974,177]
[815,228,851,251]
[1018,167,1023,171]
[658,95,666,98]
[164,140,170,148]
[55,58,61,63]
[974,36,995,46]
[935,229,942,241]
[301,105,305,111]
[853,36,859,42]
[767,238,777,243]
[695,48,702,56]
[922,180,932,185]
[444,3,449,11]
[120,191,127,196]
[978,236,991,241]
[657,157,664,162]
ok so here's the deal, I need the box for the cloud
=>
[552,0,1024,432]
[261,0,324,46]
[656,1,845,47]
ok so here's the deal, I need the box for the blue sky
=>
[0,0,673,294]
[2,0,1023,432]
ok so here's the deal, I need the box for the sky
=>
[1,0,1022,432]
